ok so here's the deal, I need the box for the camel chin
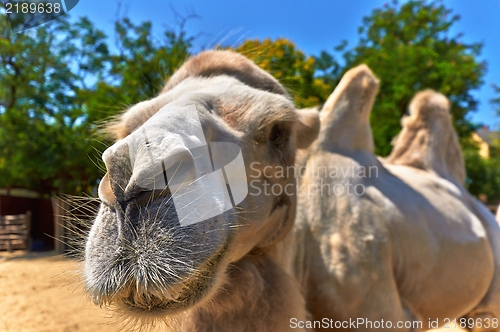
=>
[84,197,230,316]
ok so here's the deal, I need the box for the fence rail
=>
[0,211,31,252]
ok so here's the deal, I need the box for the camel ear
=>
[295,108,320,149]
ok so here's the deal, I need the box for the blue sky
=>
[68,0,500,127]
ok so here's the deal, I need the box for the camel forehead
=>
[168,76,296,124]
[124,76,295,134]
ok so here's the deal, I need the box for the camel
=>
[83,50,320,331]
[291,65,500,331]
[388,90,500,331]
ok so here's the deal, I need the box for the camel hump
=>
[317,64,379,153]
[387,90,465,185]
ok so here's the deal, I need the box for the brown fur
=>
[106,51,292,141]
[161,50,288,96]
[181,253,310,332]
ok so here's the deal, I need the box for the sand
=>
[0,252,113,332]
[0,251,465,332]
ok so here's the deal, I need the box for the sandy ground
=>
[0,251,465,332]
[0,252,115,332]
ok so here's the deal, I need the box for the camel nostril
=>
[118,200,128,212]
[98,173,117,206]
[117,188,174,213]
[102,141,133,202]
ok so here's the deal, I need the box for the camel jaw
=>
[84,199,232,316]
[114,261,222,315]
[86,244,228,317]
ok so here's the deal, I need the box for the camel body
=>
[290,66,500,331]
[294,151,496,330]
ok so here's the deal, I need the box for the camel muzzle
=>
[100,102,248,227]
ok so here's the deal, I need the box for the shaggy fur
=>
[84,50,319,331]
[387,90,465,185]
[291,65,500,331]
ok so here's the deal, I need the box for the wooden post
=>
[52,196,66,254]
[25,211,32,252]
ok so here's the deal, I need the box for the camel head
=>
[83,50,320,320]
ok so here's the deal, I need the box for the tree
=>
[0,14,111,195]
[90,17,194,111]
[0,13,194,196]
[321,0,485,156]
[232,38,332,108]
[491,84,500,117]
[462,85,500,200]
[463,147,500,201]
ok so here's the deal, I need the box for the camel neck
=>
[181,254,310,332]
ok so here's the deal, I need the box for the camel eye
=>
[268,123,289,147]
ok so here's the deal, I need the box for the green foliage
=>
[96,18,193,108]
[483,128,500,201]
[321,0,485,156]
[0,14,109,194]
[83,17,194,134]
[232,38,332,108]
[465,84,500,200]
[463,146,500,200]
[0,13,193,196]
[491,84,500,117]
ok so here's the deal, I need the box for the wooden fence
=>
[0,194,53,251]
[0,211,31,252]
